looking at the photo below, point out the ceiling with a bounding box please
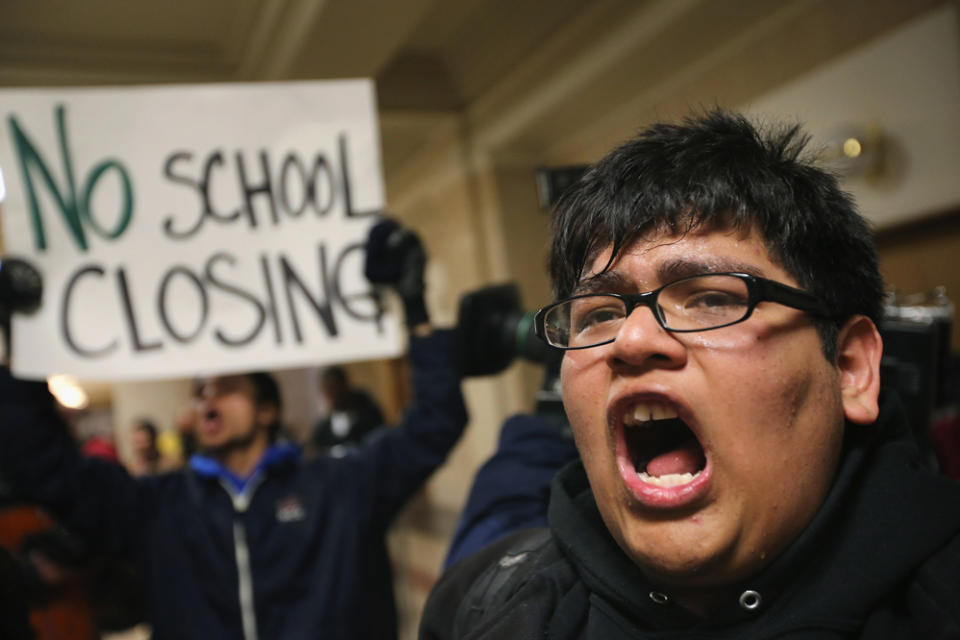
[0,0,593,171]
[0,0,587,103]
[0,0,945,181]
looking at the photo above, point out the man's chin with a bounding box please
[198,431,260,458]
[198,441,238,457]
[197,442,223,455]
[620,531,747,591]
[633,548,772,601]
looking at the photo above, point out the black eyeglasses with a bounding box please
[534,272,830,350]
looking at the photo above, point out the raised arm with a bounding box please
[361,328,467,526]
[340,218,468,525]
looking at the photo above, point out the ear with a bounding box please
[256,405,279,430]
[836,315,883,425]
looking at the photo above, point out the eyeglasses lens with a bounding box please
[545,275,752,348]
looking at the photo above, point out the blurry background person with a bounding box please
[310,365,385,456]
[0,473,109,640]
[127,420,160,476]
[79,432,119,465]
[0,220,468,640]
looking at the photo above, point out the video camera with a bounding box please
[453,283,554,377]
[880,287,955,463]
[453,283,567,430]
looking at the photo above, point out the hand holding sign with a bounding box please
[365,217,430,331]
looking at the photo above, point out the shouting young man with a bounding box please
[421,111,960,638]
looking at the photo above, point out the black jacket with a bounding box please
[421,394,960,639]
[0,331,467,640]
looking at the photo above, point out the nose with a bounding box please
[608,303,686,369]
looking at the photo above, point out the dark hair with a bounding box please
[134,419,158,441]
[133,420,160,465]
[321,366,348,385]
[247,372,282,441]
[549,110,884,361]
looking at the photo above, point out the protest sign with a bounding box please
[0,80,403,380]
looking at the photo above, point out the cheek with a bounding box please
[695,326,835,423]
[703,341,842,480]
[560,353,598,412]
[685,331,749,351]
[222,399,256,428]
[561,352,609,455]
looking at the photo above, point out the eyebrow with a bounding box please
[571,257,767,295]
[657,257,765,282]
[571,271,631,295]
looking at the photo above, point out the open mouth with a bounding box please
[200,408,221,433]
[623,402,706,488]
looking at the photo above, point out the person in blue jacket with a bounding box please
[0,220,468,640]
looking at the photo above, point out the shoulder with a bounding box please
[139,468,202,502]
[860,529,960,638]
[909,530,960,628]
[421,528,573,639]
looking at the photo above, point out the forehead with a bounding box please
[199,374,255,397]
[577,227,786,293]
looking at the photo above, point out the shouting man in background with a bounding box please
[1,220,467,640]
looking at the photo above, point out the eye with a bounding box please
[570,299,626,334]
[684,290,747,310]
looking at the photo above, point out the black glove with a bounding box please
[364,218,429,328]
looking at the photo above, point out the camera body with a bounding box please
[453,283,568,431]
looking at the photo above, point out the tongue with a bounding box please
[646,443,704,477]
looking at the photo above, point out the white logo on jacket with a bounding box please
[275,496,306,523]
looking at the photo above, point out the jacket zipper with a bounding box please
[221,473,265,640]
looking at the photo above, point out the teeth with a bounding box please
[625,402,678,426]
[638,471,699,487]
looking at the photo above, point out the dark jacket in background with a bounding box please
[443,413,578,569]
[0,331,467,640]
[422,394,960,639]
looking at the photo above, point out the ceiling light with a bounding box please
[47,374,89,410]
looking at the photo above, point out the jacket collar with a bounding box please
[189,441,301,493]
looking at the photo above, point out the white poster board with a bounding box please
[0,80,403,380]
